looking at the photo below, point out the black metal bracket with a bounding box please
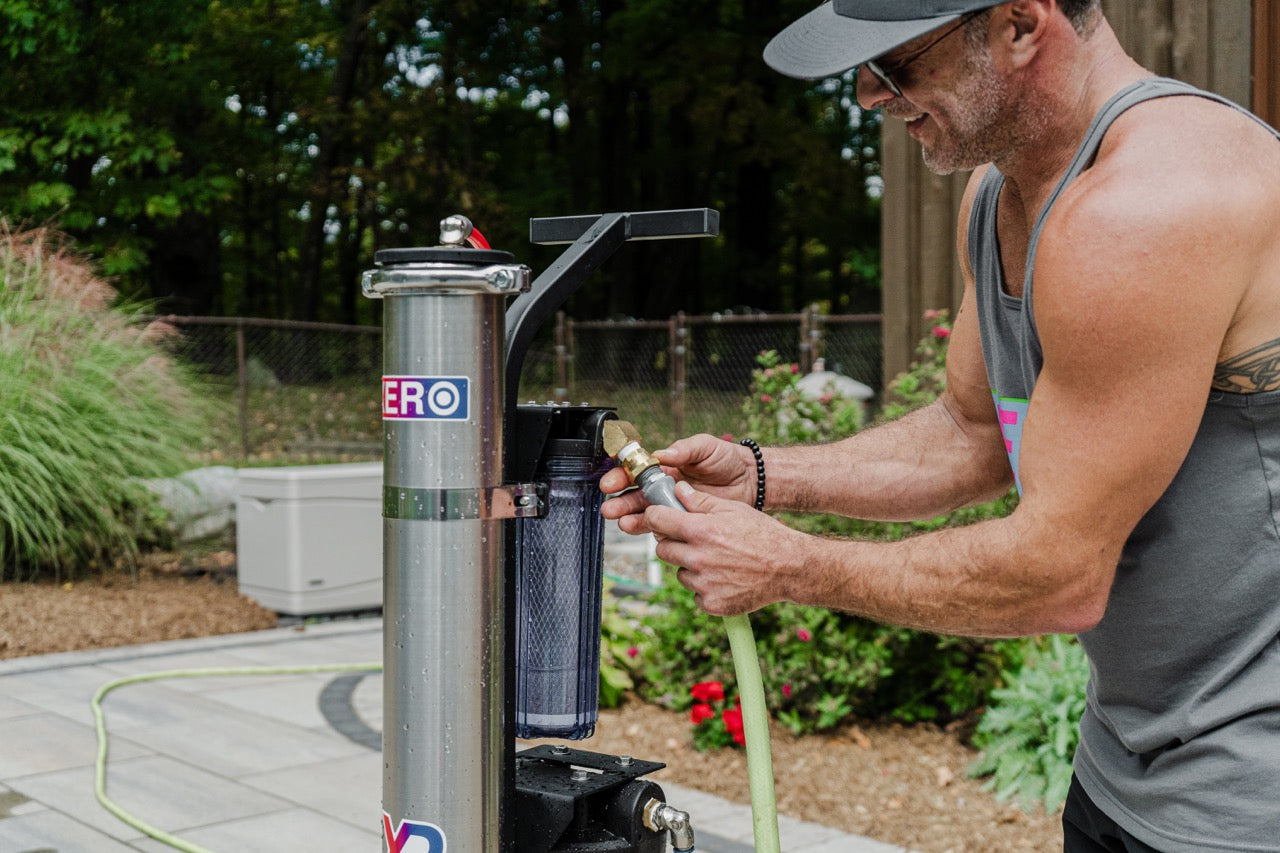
[528,208,720,246]
[503,207,720,427]
[500,208,717,852]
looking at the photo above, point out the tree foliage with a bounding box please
[0,0,882,322]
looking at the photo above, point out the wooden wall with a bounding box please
[879,0,1259,385]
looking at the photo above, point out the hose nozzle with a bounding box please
[602,420,683,512]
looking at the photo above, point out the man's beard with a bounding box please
[920,47,1024,174]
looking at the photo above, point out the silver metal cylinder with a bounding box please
[365,249,529,853]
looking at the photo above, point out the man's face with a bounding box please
[860,15,1026,174]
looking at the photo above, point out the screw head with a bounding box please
[551,744,570,755]
[571,768,590,782]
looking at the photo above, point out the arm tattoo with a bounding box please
[1213,337,1280,393]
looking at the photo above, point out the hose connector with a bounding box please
[603,421,684,512]
[603,421,660,482]
[643,798,696,852]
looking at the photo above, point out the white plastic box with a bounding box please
[235,462,383,615]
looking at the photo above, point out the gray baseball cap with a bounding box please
[764,0,1002,80]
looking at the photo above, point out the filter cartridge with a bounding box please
[515,437,612,740]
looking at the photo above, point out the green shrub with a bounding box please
[635,314,1026,736]
[878,308,953,423]
[968,634,1088,813]
[741,349,864,446]
[598,579,645,709]
[637,574,1020,732]
[0,227,211,580]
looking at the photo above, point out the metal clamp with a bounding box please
[362,264,531,298]
[383,483,547,521]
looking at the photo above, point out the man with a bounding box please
[600,2,1280,850]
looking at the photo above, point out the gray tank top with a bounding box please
[970,77,1280,851]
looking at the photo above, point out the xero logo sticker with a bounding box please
[382,376,469,421]
[383,812,447,853]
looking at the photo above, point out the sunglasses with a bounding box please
[863,11,980,99]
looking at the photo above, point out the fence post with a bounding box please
[235,319,250,458]
[555,310,569,399]
[798,307,813,373]
[669,311,688,438]
[807,303,824,370]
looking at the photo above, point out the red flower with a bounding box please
[690,703,716,725]
[626,646,639,659]
[720,433,735,442]
[932,326,952,339]
[782,683,793,698]
[722,706,745,745]
[691,681,725,703]
[790,364,799,374]
[796,628,812,642]
[760,394,773,404]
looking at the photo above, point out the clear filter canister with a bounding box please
[514,437,612,740]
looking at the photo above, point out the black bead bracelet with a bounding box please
[739,437,766,512]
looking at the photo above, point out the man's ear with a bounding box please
[1002,0,1053,67]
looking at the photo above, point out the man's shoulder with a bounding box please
[1093,94,1280,197]
[1050,94,1280,244]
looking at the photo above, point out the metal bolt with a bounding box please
[551,744,570,755]
[439,215,472,246]
[489,268,515,290]
[616,755,633,766]
[571,768,590,782]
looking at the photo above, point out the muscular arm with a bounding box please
[652,127,1250,637]
[764,289,1011,521]
[763,166,1012,521]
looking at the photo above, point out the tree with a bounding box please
[0,0,883,323]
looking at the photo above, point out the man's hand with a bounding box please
[645,481,803,616]
[600,433,755,534]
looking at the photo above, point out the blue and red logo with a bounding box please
[382,376,469,421]
[383,812,447,853]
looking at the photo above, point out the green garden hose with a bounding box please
[91,662,382,853]
[605,419,783,853]
[721,613,782,852]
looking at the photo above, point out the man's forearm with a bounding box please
[762,397,1012,521]
[783,511,1108,638]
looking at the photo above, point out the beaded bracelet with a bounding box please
[739,438,766,512]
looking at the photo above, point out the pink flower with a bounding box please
[819,393,833,404]
[796,627,812,642]
[626,646,639,659]
[691,681,725,703]
[760,394,773,404]
[763,368,775,378]
[690,703,715,725]
[790,364,799,373]
[721,433,735,442]
[923,309,943,321]
[782,684,793,698]
[932,326,951,339]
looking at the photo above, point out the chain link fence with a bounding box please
[154,309,882,460]
[534,310,883,448]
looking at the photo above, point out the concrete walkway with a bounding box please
[0,618,913,852]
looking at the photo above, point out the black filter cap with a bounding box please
[374,247,514,266]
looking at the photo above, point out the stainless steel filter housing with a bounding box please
[364,245,530,852]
